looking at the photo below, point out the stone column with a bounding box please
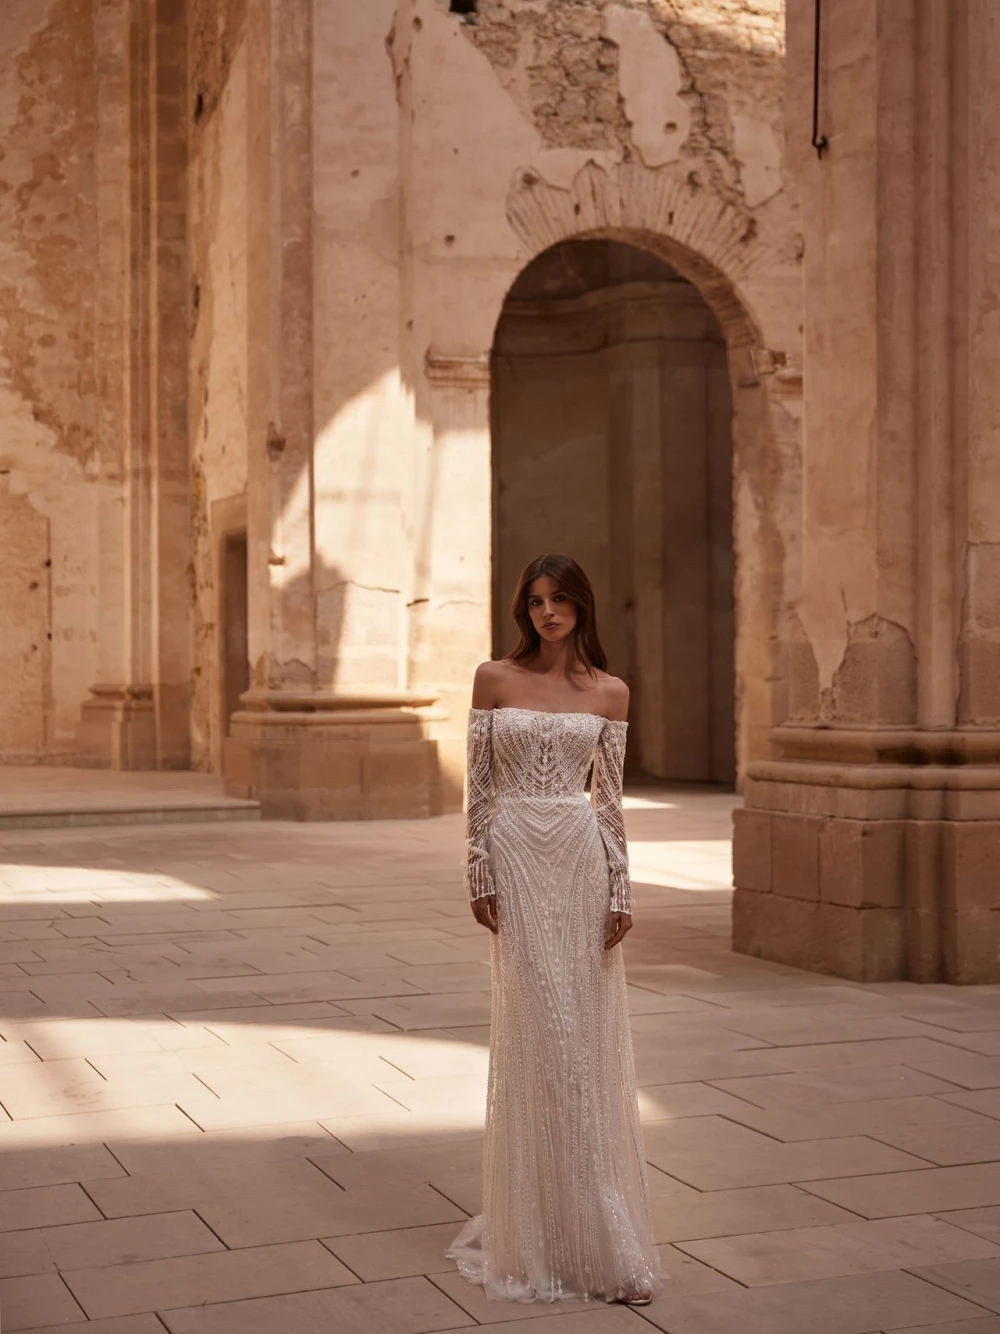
[224,0,449,819]
[76,0,191,770]
[733,0,1000,982]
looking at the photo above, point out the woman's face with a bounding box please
[526,574,578,645]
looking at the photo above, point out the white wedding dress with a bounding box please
[446,706,662,1303]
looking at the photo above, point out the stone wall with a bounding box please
[0,0,802,809]
[188,0,249,771]
[0,0,99,762]
[397,0,801,784]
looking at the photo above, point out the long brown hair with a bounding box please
[506,554,608,674]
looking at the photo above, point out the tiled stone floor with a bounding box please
[2,790,1000,1330]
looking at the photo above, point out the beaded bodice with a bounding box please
[463,705,632,914]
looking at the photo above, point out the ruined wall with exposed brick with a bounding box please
[462,0,784,210]
[0,0,99,762]
[397,0,800,777]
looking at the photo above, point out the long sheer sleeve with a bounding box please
[591,719,631,915]
[464,707,496,902]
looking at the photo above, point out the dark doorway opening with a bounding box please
[221,531,249,738]
[491,238,736,786]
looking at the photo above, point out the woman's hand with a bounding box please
[604,911,632,950]
[472,894,498,934]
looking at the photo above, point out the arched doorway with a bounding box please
[491,238,736,787]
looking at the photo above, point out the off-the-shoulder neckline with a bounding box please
[472,705,627,725]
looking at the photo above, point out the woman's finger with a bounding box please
[604,913,632,950]
[473,895,498,934]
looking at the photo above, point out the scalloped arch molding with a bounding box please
[506,160,789,349]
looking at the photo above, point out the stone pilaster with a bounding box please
[223,0,453,819]
[77,0,191,770]
[733,0,1000,982]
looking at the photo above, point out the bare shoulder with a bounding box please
[599,674,630,723]
[471,659,508,709]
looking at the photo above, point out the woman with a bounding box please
[446,553,662,1306]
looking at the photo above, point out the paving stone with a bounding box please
[319,1108,488,1151]
[656,1245,742,1293]
[868,1120,1000,1166]
[939,1206,1000,1245]
[26,1319,165,1334]
[311,1138,485,1191]
[721,1095,996,1142]
[339,992,493,1030]
[0,1056,208,1119]
[891,1322,1000,1334]
[0,1272,84,1330]
[923,1032,1000,1058]
[804,1163,1000,1218]
[908,1010,1000,1033]
[87,1160,466,1247]
[0,1142,124,1192]
[374,1075,486,1114]
[709,1065,962,1108]
[650,1182,860,1243]
[716,1012,941,1046]
[41,1211,224,1270]
[106,1124,345,1177]
[679,1215,1000,1285]
[642,1115,927,1190]
[638,1081,768,1121]
[158,1274,475,1333]
[322,1221,464,1279]
[943,1089,1000,1122]
[633,1050,792,1085]
[910,1258,1000,1314]
[902,1054,1000,1089]
[0,1183,101,1233]
[0,1104,200,1147]
[0,1230,57,1278]
[632,1270,987,1334]
[63,1240,356,1318]
[174,1082,402,1130]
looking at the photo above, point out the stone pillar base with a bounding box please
[732,728,1000,984]
[75,686,158,770]
[223,690,464,821]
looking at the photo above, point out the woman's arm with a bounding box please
[592,679,632,948]
[464,706,496,903]
[466,662,500,931]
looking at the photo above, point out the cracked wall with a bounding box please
[402,0,799,771]
[460,0,785,207]
[0,0,99,761]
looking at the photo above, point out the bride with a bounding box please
[446,553,662,1306]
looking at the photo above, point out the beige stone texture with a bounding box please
[734,1,1000,982]
[10,795,1000,1325]
[4,0,999,987]
[0,0,802,825]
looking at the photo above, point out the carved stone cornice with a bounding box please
[423,352,490,388]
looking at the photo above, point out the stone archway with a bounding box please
[491,238,736,785]
[487,162,799,789]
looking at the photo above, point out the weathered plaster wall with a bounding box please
[398,0,800,777]
[188,0,248,769]
[0,0,99,762]
[312,0,408,693]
